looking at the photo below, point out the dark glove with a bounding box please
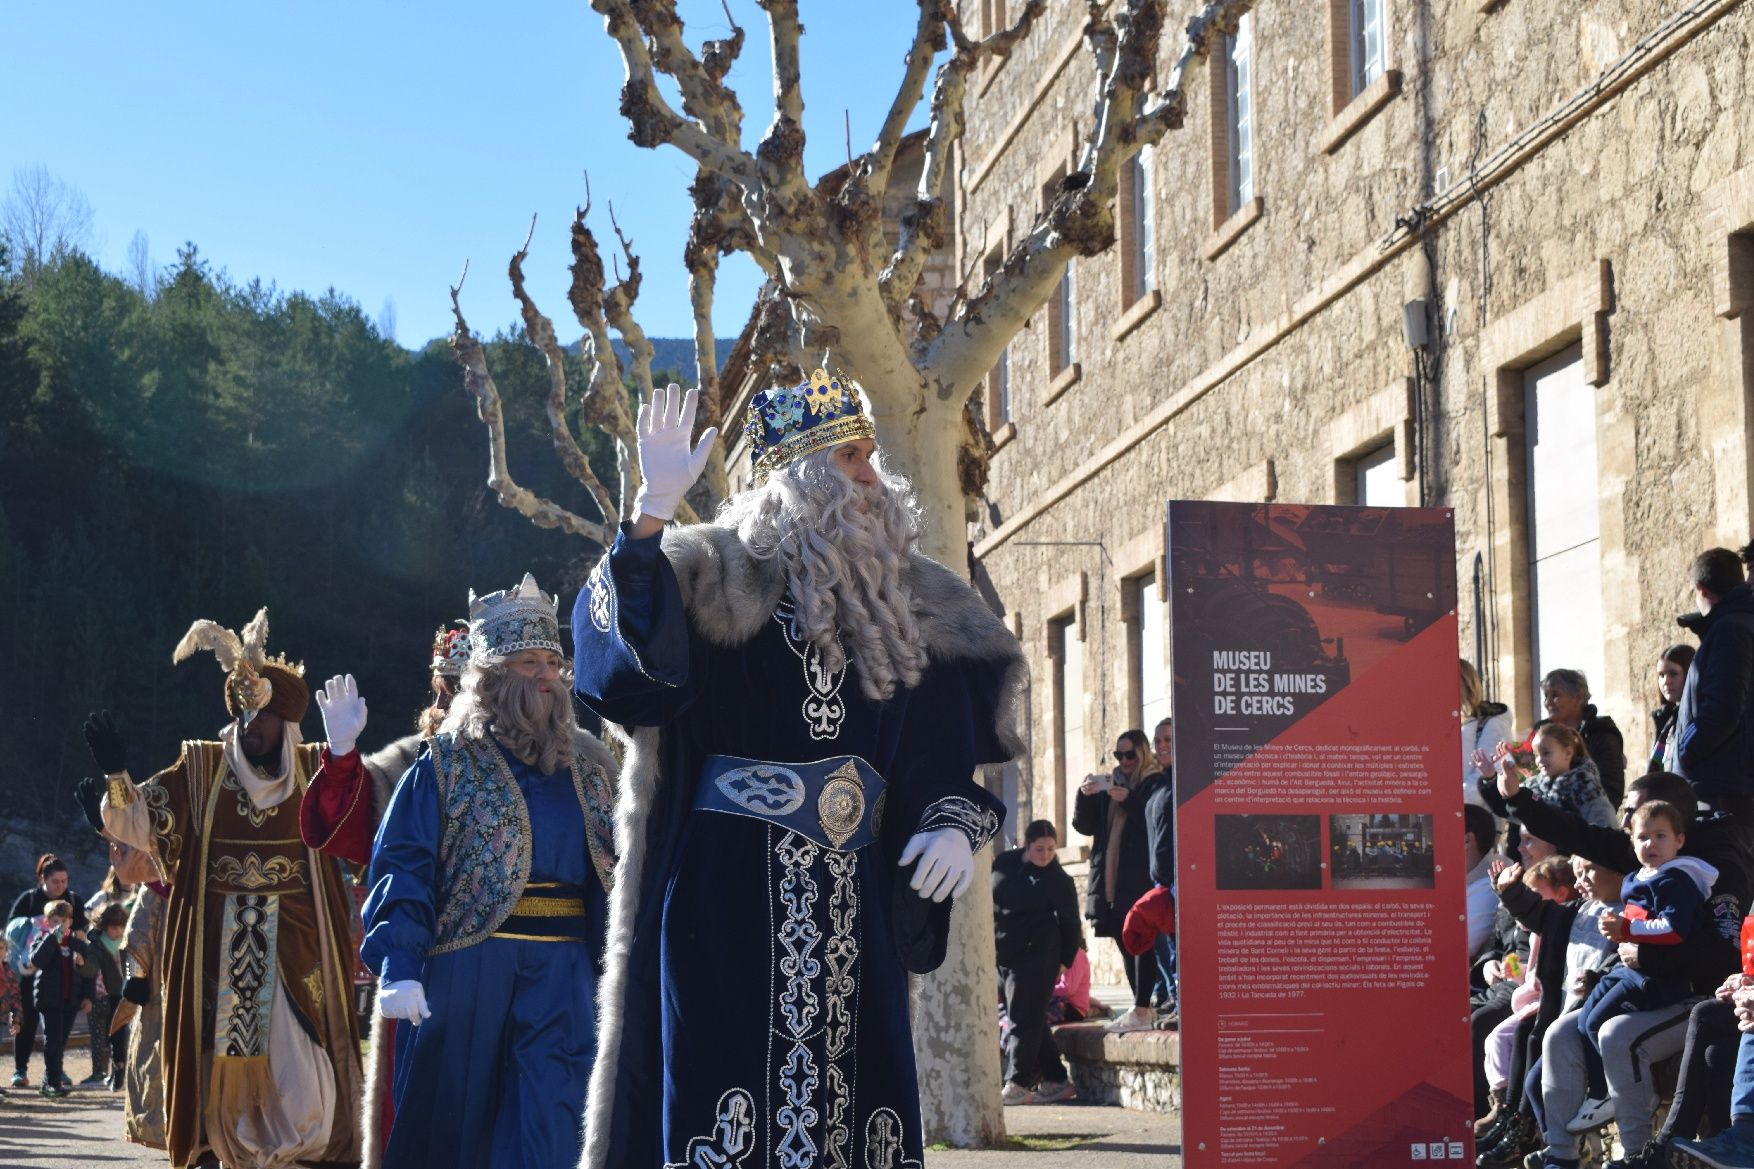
[121,976,150,1007]
[73,776,107,835]
[83,710,128,775]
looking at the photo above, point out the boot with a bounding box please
[1477,1087,1508,1138]
[1477,1112,1539,1168]
[1476,1103,1519,1152]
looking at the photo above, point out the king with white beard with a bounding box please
[347,575,618,1169]
[574,375,1025,1169]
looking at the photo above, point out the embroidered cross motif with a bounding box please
[775,602,847,741]
[586,557,612,634]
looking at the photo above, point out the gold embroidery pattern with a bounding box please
[509,895,587,917]
[144,780,182,871]
[211,853,307,890]
[303,968,324,1014]
[222,770,278,828]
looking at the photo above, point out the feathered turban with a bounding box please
[172,608,309,724]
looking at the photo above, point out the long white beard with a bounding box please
[720,451,929,702]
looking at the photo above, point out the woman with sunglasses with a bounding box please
[1074,729,1169,1034]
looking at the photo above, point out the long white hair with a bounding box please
[441,658,574,774]
[717,448,929,702]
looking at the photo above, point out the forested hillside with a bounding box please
[0,243,656,826]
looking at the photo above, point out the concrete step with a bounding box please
[1052,986,1179,1114]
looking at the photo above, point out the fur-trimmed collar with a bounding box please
[660,522,1027,754]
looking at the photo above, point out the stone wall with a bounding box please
[959,0,1754,843]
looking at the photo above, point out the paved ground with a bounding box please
[932,1103,1181,1167]
[0,1046,157,1169]
[0,1045,1179,1167]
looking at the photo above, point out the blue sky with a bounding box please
[2,2,940,347]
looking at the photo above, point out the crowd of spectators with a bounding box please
[991,718,1178,1105]
[5,851,143,1101]
[1466,545,1754,1169]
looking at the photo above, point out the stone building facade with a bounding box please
[957,0,1754,868]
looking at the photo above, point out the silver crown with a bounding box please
[467,573,562,663]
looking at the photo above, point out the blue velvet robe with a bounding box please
[362,746,608,1169]
[574,524,1009,1169]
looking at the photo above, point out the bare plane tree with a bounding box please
[453,0,1253,1145]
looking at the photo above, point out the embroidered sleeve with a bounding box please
[571,524,699,727]
[103,750,194,882]
[916,795,1002,854]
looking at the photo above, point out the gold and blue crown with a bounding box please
[744,368,875,484]
[467,574,562,663]
[430,621,471,677]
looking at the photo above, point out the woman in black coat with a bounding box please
[1073,728,1167,1034]
[7,854,81,1090]
[992,820,1082,1103]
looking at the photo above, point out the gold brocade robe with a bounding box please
[108,741,363,1169]
[122,885,168,1149]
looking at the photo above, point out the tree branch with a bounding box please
[637,0,746,144]
[449,264,613,545]
[754,0,811,206]
[927,0,1242,393]
[879,0,1046,314]
[592,0,762,187]
[866,1,946,196]
[1132,0,1252,144]
[506,216,618,527]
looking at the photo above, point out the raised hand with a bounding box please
[633,382,718,522]
[1496,753,1523,800]
[73,777,107,834]
[83,710,129,775]
[315,674,368,757]
[900,828,975,903]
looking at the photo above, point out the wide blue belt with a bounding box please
[694,754,887,853]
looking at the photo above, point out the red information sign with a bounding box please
[1170,501,1472,1168]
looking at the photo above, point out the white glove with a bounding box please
[377,979,431,1024]
[315,674,369,758]
[899,827,975,903]
[633,382,718,521]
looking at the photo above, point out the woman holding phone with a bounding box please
[1073,729,1168,1034]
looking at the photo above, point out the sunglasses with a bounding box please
[1114,750,1137,761]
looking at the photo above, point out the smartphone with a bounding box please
[1084,772,1112,792]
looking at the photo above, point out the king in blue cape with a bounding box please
[573,376,1025,1169]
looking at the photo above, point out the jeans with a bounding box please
[1153,934,1176,1007]
[1733,1031,1754,1121]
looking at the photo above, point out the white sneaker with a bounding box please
[1001,1082,1038,1106]
[1034,1080,1077,1104]
[1106,1008,1156,1035]
[1566,1094,1616,1133]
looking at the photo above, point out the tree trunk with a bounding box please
[893,399,1009,1146]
